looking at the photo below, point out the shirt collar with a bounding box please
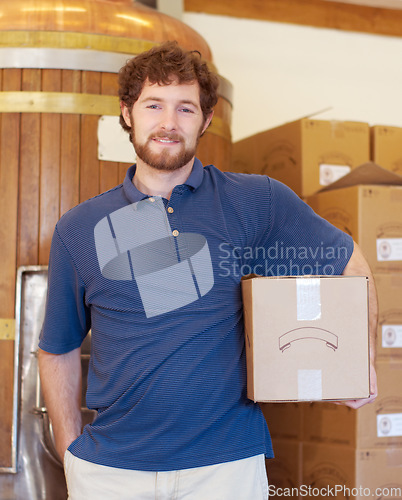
[122,158,204,204]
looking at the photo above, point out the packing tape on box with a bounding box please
[298,369,323,400]
[296,278,321,321]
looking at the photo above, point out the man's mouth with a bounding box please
[152,134,182,144]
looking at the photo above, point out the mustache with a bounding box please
[151,132,183,142]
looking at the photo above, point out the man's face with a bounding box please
[121,79,212,172]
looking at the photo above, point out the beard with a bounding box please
[132,129,202,172]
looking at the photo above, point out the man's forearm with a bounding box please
[38,347,83,461]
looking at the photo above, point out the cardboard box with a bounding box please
[266,439,302,493]
[307,165,402,274]
[375,273,402,359]
[260,402,306,441]
[371,125,402,176]
[303,361,402,449]
[232,118,370,198]
[242,275,370,402]
[303,443,402,499]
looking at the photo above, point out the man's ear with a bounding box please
[120,102,132,128]
[201,111,214,135]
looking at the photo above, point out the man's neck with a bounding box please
[133,159,194,200]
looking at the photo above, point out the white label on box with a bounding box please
[319,164,351,186]
[296,279,321,321]
[382,325,402,348]
[377,238,402,261]
[298,369,322,400]
[377,413,402,437]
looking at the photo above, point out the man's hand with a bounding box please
[337,361,378,409]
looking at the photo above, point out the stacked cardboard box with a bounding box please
[371,125,402,176]
[304,166,402,496]
[264,166,402,497]
[232,118,370,198]
[261,365,402,497]
[306,168,402,275]
[233,121,402,495]
[232,121,402,197]
[299,364,402,496]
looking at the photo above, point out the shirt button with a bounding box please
[149,197,155,202]
[167,207,174,214]
[172,229,179,237]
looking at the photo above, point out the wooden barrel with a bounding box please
[0,0,232,471]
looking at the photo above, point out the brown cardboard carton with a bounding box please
[260,402,305,441]
[375,273,402,359]
[265,439,302,493]
[232,118,370,198]
[307,183,402,274]
[303,443,402,499]
[371,125,402,176]
[241,275,370,402]
[317,162,402,193]
[303,361,402,449]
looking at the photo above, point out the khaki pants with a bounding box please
[64,451,268,500]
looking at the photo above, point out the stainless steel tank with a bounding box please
[0,266,93,500]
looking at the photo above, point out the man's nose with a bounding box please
[160,108,177,131]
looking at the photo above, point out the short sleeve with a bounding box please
[250,178,354,276]
[39,227,90,354]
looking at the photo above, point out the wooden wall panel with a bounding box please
[0,69,21,316]
[39,69,61,264]
[197,97,232,171]
[18,69,41,267]
[80,71,101,203]
[60,70,81,217]
[100,72,120,193]
[100,161,119,193]
[0,68,21,469]
[184,0,402,38]
[119,162,130,184]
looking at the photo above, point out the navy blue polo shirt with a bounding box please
[39,158,353,471]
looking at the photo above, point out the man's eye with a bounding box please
[180,108,193,113]
[147,104,159,109]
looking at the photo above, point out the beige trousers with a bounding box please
[64,451,268,500]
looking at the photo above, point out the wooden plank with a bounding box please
[39,69,61,265]
[184,0,402,38]
[0,68,21,469]
[100,161,119,193]
[101,72,118,97]
[119,162,130,184]
[80,71,101,202]
[99,72,132,187]
[18,69,41,267]
[100,72,119,193]
[0,69,21,317]
[60,70,81,216]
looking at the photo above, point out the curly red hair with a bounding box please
[118,41,219,134]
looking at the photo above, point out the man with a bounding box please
[38,41,377,499]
